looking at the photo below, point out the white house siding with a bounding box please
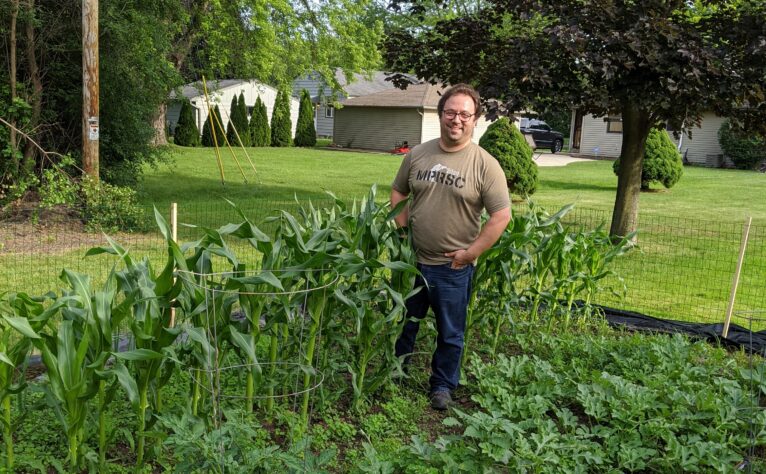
[577,112,725,166]
[333,107,422,151]
[669,112,725,166]
[168,80,299,139]
[579,115,625,158]
[421,111,441,143]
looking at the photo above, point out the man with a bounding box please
[391,83,511,410]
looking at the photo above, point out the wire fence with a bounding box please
[1,198,763,329]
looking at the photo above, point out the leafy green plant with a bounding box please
[478,116,538,196]
[87,209,184,466]
[0,292,70,471]
[202,105,225,148]
[79,177,147,232]
[613,127,683,189]
[718,119,766,170]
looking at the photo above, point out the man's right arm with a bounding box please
[390,189,409,228]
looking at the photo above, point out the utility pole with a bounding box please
[82,0,99,179]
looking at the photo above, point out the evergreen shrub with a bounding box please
[202,105,224,147]
[270,89,292,147]
[249,97,270,147]
[613,127,683,189]
[226,95,240,145]
[478,117,538,196]
[173,100,201,147]
[294,89,317,147]
[236,93,251,146]
[718,120,766,170]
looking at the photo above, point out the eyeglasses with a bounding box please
[442,110,475,121]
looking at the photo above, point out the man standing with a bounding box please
[391,83,511,410]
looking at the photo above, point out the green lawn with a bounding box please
[3,145,765,325]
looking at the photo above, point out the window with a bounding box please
[324,106,334,119]
[605,116,623,133]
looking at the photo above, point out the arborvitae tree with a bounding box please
[236,92,251,146]
[478,117,537,196]
[270,89,292,147]
[226,95,240,145]
[173,99,200,147]
[614,128,683,190]
[294,89,317,147]
[249,97,270,146]
[201,105,224,147]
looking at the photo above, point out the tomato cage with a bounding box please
[175,268,338,432]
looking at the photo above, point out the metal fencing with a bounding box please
[1,198,763,328]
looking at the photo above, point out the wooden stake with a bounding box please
[169,202,178,328]
[722,216,752,338]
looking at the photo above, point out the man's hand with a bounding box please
[445,249,476,269]
[446,207,511,269]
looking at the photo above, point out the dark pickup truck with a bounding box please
[520,120,565,153]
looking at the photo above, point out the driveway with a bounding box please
[533,152,595,167]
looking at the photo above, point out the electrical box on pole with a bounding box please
[82,0,99,179]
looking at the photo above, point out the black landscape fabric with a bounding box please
[599,305,766,355]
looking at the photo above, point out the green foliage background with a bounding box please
[718,120,766,170]
[479,117,538,196]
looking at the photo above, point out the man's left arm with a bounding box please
[445,207,511,268]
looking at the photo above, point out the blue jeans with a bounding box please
[395,262,475,393]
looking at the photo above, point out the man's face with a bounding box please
[439,93,478,149]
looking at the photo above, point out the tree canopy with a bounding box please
[385,0,766,235]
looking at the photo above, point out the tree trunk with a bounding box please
[23,0,42,173]
[610,101,652,238]
[150,103,168,146]
[9,0,20,168]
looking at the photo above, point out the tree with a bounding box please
[173,99,200,147]
[201,105,224,147]
[249,97,270,147]
[153,0,385,144]
[270,89,292,147]
[294,89,317,147]
[385,0,766,236]
[718,120,766,170]
[225,95,240,145]
[613,128,682,190]
[478,117,537,196]
[237,92,251,146]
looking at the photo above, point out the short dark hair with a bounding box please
[437,83,482,120]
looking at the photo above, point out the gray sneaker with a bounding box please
[429,390,452,411]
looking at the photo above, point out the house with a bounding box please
[569,111,727,166]
[167,79,300,138]
[292,70,415,137]
[332,83,495,151]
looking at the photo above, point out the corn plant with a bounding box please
[55,268,134,469]
[31,316,96,471]
[89,209,185,467]
[0,292,69,471]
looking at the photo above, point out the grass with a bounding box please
[3,145,765,325]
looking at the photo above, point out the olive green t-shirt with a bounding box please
[391,139,510,265]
